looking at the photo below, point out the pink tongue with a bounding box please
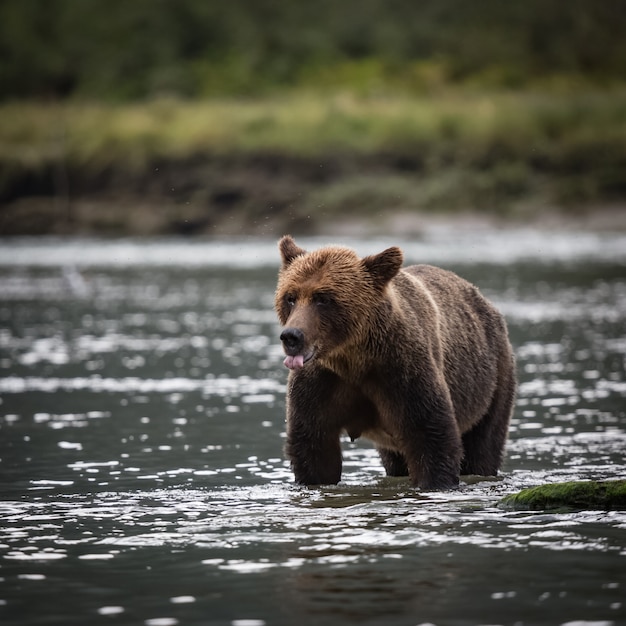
[283,354,305,370]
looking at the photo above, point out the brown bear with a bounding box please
[275,235,516,491]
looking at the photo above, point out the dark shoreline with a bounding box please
[3,152,625,238]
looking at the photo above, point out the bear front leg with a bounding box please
[284,367,343,486]
[460,355,516,477]
[285,422,342,486]
[399,384,463,491]
[406,428,462,491]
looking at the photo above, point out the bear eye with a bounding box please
[313,292,332,306]
[286,294,296,307]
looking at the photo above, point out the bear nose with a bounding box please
[280,328,305,355]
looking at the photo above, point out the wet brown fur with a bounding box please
[275,235,516,490]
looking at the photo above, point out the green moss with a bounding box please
[500,480,626,511]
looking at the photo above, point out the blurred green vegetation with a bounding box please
[1,0,624,100]
[2,90,625,234]
[1,0,625,233]
[4,91,626,176]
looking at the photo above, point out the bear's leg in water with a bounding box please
[284,367,343,485]
[399,383,463,490]
[377,448,409,476]
[460,358,516,476]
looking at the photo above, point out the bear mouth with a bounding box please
[283,349,315,371]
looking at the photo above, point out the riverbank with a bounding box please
[2,90,625,236]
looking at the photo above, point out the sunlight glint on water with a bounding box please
[0,231,625,626]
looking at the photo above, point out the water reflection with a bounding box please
[0,232,625,626]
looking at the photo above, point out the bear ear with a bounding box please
[362,246,403,288]
[278,235,307,268]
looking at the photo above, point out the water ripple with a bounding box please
[0,375,285,396]
[1,235,625,626]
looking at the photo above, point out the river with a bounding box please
[0,229,625,626]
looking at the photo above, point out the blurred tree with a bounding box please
[0,0,623,100]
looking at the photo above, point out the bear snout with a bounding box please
[280,327,314,370]
[280,327,305,355]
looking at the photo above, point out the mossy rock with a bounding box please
[499,480,626,511]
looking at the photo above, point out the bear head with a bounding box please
[275,235,403,370]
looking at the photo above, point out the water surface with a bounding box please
[1,230,625,626]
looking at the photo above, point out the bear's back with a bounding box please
[401,264,502,331]
[398,263,512,428]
